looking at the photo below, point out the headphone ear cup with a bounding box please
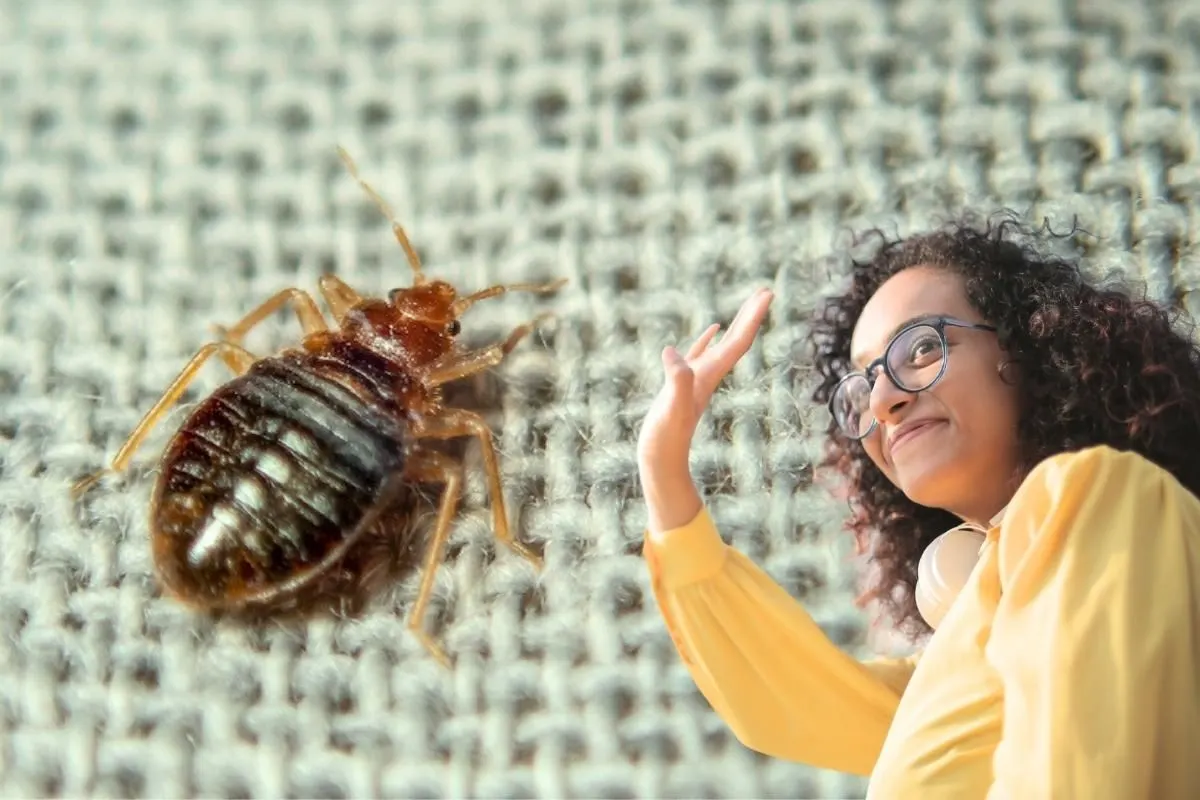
[915,526,986,629]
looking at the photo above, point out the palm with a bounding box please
[638,288,773,465]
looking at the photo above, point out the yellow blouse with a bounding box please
[644,445,1200,797]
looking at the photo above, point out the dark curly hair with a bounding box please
[806,210,1200,638]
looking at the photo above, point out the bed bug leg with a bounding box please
[401,448,464,668]
[209,287,331,365]
[495,311,557,355]
[71,340,259,500]
[413,409,542,570]
[424,312,558,387]
[317,274,365,320]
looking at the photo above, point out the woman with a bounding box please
[637,214,1200,797]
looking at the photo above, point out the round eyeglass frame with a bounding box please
[828,316,998,440]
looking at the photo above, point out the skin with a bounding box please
[637,287,774,535]
[849,265,1023,526]
[637,265,1023,540]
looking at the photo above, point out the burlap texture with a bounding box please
[3,0,1200,796]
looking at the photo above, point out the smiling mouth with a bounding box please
[890,420,944,454]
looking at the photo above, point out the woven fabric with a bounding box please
[3,0,1200,796]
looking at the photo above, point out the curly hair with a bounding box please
[806,210,1200,638]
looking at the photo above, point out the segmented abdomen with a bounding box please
[151,350,411,605]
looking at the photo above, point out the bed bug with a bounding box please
[72,147,565,667]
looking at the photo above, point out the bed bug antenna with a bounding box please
[337,145,426,285]
[451,277,569,317]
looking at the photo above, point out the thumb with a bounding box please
[638,346,698,466]
[662,345,695,401]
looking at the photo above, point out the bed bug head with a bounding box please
[337,144,567,362]
[384,276,567,336]
[377,275,565,370]
[387,281,462,337]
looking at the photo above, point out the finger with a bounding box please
[662,345,693,390]
[724,287,762,331]
[717,286,769,335]
[648,346,692,413]
[694,288,773,395]
[702,288,773,366]
[644,346,703,451]
[685,323,721,360]
[726,287,773,340]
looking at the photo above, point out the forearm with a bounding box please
[639,455,703,535]
[645,507,906,775]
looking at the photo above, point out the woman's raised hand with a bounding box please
[637,287,774,533]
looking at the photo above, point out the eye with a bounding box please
[905,333,942,365]
[446,320,461,335]
[910,338,936,356]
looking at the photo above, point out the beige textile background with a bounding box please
[3,0,1200,797]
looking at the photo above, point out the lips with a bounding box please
[888,419,944,455]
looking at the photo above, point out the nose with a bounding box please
[867,370,913,427]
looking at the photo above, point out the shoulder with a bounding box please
[997,445,1199,583]
[1017,444,1186,503]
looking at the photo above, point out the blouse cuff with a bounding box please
[644,505,729,590]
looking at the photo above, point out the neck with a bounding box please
[954,490,1016,530]
[978,505,1008,528]
[953,464,1027,529]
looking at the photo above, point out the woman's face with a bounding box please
[847,265,1023,525]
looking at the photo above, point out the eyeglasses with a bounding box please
[829,316,997,440]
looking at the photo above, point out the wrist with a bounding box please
[638,460,703,534]
[645,484,702,535]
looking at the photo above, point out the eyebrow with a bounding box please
[850,313,944,368]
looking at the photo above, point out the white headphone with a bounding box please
[913,507,1006,629]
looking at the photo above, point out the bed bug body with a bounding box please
[152,313,424,607]
[74,149,563,667]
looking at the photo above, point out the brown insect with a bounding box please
[72,147,565,667]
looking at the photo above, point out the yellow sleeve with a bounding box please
[985,445,1200,799]
[644,505,914,777]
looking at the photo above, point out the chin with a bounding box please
[890,448,966,510]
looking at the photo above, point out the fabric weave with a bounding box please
[3,0,1199,796]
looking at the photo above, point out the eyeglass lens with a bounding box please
[832,323,946,438]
